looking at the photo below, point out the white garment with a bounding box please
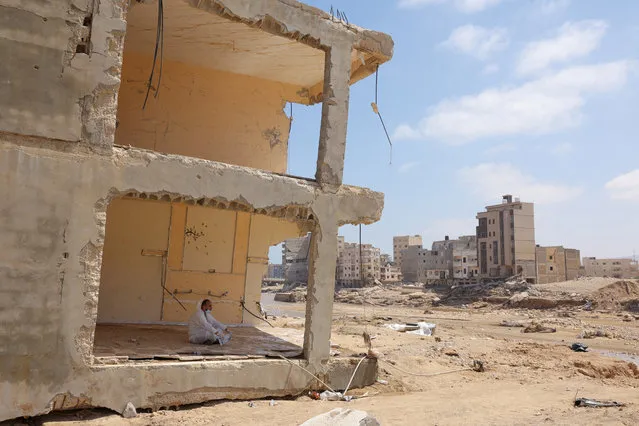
[188,300,231,345]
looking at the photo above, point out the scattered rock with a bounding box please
[122,402,137,419]
[500,320,524,328]
[522,322,556,333]
[509,292,530,304]
[300,408,380,426]
[444,348,459,357]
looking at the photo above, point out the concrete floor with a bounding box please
[93,324,304,360]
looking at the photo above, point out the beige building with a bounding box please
[380,263,402,283]
[536,246,581,284]
[402,236,478,284]
[452,236,479,280]
[0,0,393,421]
[393,235,423,268]
[582,257,639,279]
[476,195,536,282]
[336,240,381,287]
[401,244,449,284]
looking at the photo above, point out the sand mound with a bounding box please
[590,280,639,311]
[573,360,639,380]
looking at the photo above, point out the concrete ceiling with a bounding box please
[124,1,326,88]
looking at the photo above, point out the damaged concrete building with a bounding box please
[476,195,536,282]
[0,0,393,421]
[336,238,382,287]
[282,233,312,284]
[535,246,581,284]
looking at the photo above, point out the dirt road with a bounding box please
[28,287,639,425]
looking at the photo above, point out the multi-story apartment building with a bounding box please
[582,257,639,279]
[266,264,285,279]
[0,0,393,418]
[380,263,402,283]
[476,195,536,282]
[282,234,312,284]
[536,246,581,284]
[452,236,479,279]
[336,240,381,287]
[401,243,449,283]
[393,235,423,269]
[402,235,478,283]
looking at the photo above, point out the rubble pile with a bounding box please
[441,277,537,304]
[590,280,639,312]
[334,285,438,307]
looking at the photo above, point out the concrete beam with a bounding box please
[315,44,352,185]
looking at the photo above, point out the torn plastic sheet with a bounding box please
[385,322,436,336]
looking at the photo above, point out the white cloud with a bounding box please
[517,20,608,76]
[605,170,639,201]
[483,63,500,74]
[458,163,583,204]
[539,0,571,15]
[442,25,509,60]
[398,0,503,13]
[551,142,574,155]
[398,161,421,173]
[484,142,516,156]
[392,61,633,144]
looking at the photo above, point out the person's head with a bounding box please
[201,299,212,312]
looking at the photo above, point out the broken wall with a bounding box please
[115,52,294,173]
[0,0,126,146]
[98,198,307,324]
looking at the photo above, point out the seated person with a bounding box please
[188,299,231,345]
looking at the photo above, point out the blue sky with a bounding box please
[278,0,639,262]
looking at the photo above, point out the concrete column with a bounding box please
[315,43,353,185]
[303,219,339,367]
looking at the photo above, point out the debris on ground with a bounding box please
[385,322,436,336]
[571,343,589,352]
[443,348,459,357]
[334,285,439,307]
[300,408,380,426]
[121,402,137,419]
[500,320,524,327]
[579,329,611,339]
[522,322,556,333]
[247,402,255,408]
[574,398,626,408]
[472,360,485,372]
[319,391,352,402]
[590,280,639,311]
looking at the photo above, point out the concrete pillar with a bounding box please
[303,220,339,367]
[315,43,353,185]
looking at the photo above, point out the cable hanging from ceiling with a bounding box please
[142,0,164,109]
[371,65,393,165]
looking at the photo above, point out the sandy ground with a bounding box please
[12,280,639,426]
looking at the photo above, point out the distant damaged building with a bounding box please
[0,0,393,420]
[282,233,311,284]
[336,237,381,287]
[582,257,639,279]
[476,195,536,282]
[536,246,581,284]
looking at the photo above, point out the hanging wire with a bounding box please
[371,65,393,164]
[154,0,164,99]
[287,102,293,174]
[142,0,164,109]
